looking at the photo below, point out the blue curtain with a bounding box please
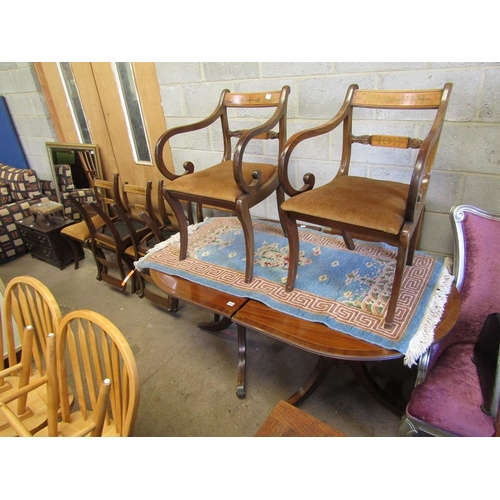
[0,95,30,169]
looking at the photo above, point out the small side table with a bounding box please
[16,215,84,270]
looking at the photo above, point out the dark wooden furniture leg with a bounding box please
[348,361,405,415]
[197,314,233,332]
[286,356,335,406]
[236,325,246,398]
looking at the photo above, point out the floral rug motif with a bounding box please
[136,217,454,366]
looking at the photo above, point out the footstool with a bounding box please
[30,200,65,225]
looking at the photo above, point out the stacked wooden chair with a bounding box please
[118,180,180,311]
[34,309,140,437]
[1,275,140,437]
[0,276,62,436]
[0,331,112,437]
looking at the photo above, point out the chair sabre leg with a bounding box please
[282,215,299,292]
[385,234,410,326]
[286,356,335,406]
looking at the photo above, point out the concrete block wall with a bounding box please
[0,62,56,180]
[155,62,500,257]
[0,62,499,258]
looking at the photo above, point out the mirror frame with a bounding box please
[45,142,103,204]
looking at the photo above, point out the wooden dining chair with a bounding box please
[89,199,137,293]
[0,276,62,436]
[115,182,179,312]
[93,175,118,219]
[278,83,453,326]
[399,205,500,437]
[113,176,153,236]
[1,332,111,437]
[155,86,290,283]
[60,196,105,269]
[37,309,140,437]
[77,150,99,188]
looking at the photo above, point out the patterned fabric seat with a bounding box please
[0,163,96,264]
[39,164,95,221]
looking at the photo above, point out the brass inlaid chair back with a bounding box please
[155,86,290,283]
[56,309,140,437]
[279,83,452,327]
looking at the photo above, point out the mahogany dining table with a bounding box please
[150,269,460,414]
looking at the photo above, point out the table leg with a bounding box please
[286,356,335,406]
[348,361,405,416]
[236,325,246,399]
[197,314,233,332]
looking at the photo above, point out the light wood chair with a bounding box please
[0,276,62,436]
[38,309,140,437]
[1,332,111,437]
[279,83,453,326]
[155,86,290,283]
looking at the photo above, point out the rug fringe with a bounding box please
[134,220,206,269]
[403,257,455,367]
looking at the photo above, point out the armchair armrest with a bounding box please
[405,82,453,223]
[155,90,229,180]
[233,86,290,195]
[278,84,357,197]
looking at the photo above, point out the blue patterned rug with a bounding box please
[136,217,454,366]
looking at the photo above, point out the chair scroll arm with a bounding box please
[405,83,452,222]
[232,86,290,195]
[155,90,229,180]
[278,93,354,197]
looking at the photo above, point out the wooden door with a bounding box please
[34,62,173,186]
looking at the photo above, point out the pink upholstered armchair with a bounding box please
[398,204,500,437]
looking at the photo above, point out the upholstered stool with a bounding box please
[254,400,346,437]
[30,200,65,225]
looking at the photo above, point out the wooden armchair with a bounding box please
[155,86,290,283]
[278,83,452,326]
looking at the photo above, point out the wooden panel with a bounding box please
[90,63,170,188]
[34,63,80,143]
[352,89,444,109]
[133,62,174,173]
[70,63,118,179]
[225,90,283,107]
[371,135,410,148]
